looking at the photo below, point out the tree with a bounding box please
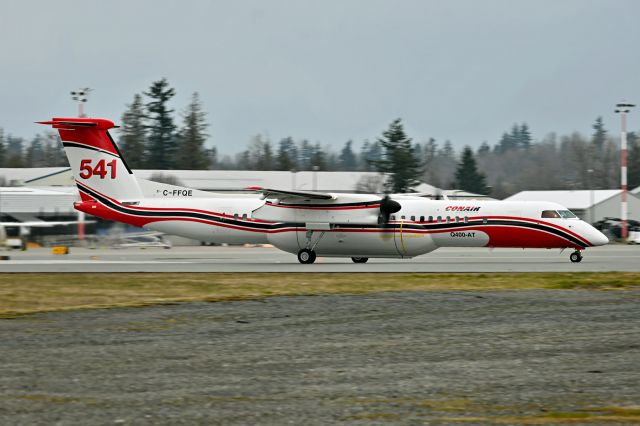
[519,123,532,149]
[339,140,357,170]
[0,128,6,167]
[478,141,491,156]
[119,93,147,169]
[144,78,177,169]
[276,137,298,171]
[310,142,327,170]
[628,132,640,189]
[43,132,68,166]
[5,135,24,167]
[359,140,382,171]
[373,118,421,193]
[455,146,489,194]
[592,116,607,153]
[175,92,210,170]
[25,135,46,167]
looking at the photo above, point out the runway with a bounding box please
[1,244,638,272]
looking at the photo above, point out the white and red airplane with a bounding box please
[38,117,608,264]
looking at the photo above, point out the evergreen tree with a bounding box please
[441,140,454,158]
[5,135,24,167]
[519,123,532,149]
[455,146,489,194]
[25,135,46,167]
[310,142,326,170]
[276,137,298,171]
[258,141,274,170]
[359,140,382,171]
[298,139,314,170]
[0,128,6,167]
[628,132,640,189]
[119,93,147,169]
[43,132,68,166]
[423,138,438,163]
[373,118,421,193]
[339,140,357,170]
[478,141,491,156]
[591,116,607,152]
[144,78,177,169]
[175,92,210,169]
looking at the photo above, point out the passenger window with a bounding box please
[401,215,406,220]
[391,215,396,221]
[420,216,425,222]
[541,210,561,218]
[242,213,247,220]
[464,216,469,224]
[437,215,442,222]
[234,213,239,220]
[482,217,488,224]
[410,215,415,221]
[428,216,433,222]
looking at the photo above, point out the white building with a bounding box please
[505,189,640,224]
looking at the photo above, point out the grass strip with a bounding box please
[0,272,638,318]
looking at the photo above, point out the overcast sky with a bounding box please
[1,0,639,155]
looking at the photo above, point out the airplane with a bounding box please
[37,117,609,264]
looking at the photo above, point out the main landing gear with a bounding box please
[569,250,583,263]
[297,248,317,264]
[351,257,369,263]
[296,230,326,264]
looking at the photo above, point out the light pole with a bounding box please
[70,88,91,117]
[70,88,91,242]
[615,101,635,240]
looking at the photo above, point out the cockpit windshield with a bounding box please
[558,210,577,219]
[541,210,577,219]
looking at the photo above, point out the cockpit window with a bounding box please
[541,210,561,218]
[558,210,577,219]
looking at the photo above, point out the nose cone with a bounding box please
[590,229,609,246]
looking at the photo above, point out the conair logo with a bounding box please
[445,206,481,212]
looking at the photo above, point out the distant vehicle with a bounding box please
[40,117,609,264]
[104,230,172,249]
[0,220,92,250]
[593,217,640,241]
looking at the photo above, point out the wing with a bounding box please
[245,186,335,200]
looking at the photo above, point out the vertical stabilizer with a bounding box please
[38,118,142,202]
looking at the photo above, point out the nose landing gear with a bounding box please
[569,250,583,263]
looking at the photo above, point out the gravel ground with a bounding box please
[1,290,639,425]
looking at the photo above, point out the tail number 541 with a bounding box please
[79,159,117,179]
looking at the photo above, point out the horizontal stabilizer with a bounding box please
[36,118,117,130]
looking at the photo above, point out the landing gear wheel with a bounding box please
[297,249,317,264]
[351,257,369,263]
[569,251,583,263]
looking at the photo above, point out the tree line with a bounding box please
[0,77,639,198]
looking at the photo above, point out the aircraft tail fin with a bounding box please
[37,118,143,202]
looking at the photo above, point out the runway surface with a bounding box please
[0,244,638,272]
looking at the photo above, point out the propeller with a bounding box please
[378,195,401,225]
